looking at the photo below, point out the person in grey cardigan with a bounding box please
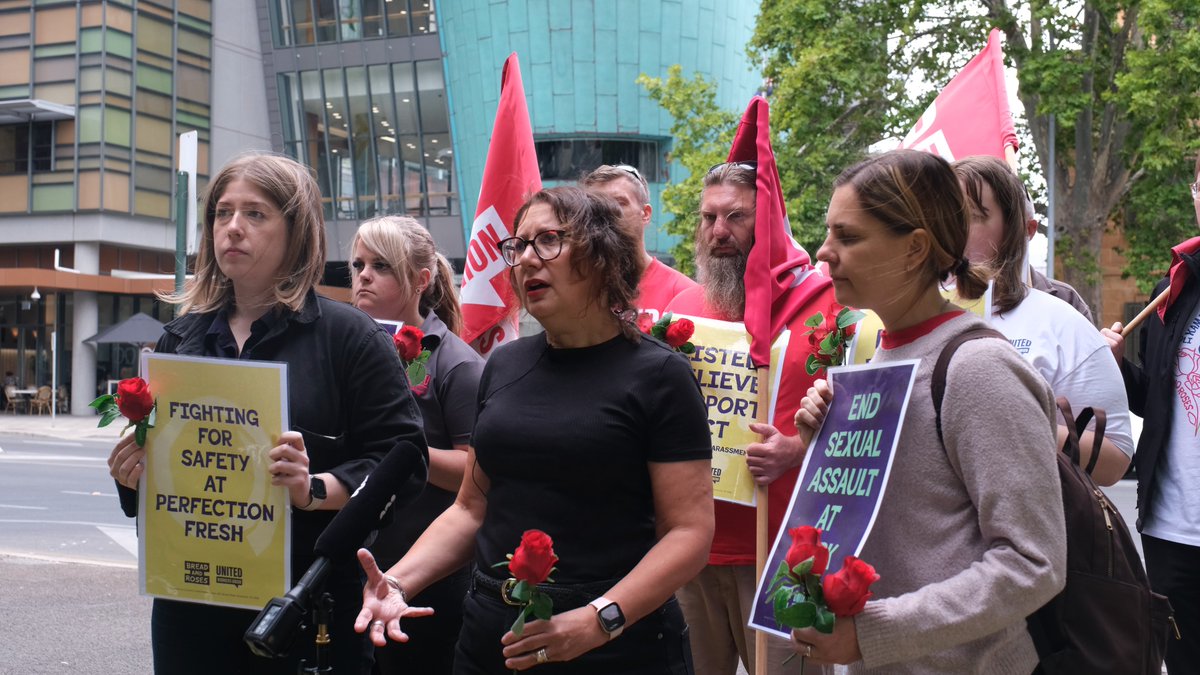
[791,150,1066,673]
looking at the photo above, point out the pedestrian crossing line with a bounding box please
[0,503,48,510]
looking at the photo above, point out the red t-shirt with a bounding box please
[666,284,838,565]
[636,258,697,325]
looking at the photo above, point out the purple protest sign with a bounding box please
[749,359,919,638]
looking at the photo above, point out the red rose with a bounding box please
[508,529,558,585]
[784,526,830,577]
[822,556,880,617]
[115,378,154,422]
[664,318,695,348]
[394,326,424,362]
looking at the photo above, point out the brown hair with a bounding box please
[952,155,1029,313]
[511,186,643,341]
[834,150,990,300]
[581,164,650,206]
[163,153,326,314]
[351,215,463,335]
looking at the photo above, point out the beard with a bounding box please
[696,246,747,321]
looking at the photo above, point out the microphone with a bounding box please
[244,439,428,658]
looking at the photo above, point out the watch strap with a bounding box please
[588,596,625,639]
[298,476,326,511]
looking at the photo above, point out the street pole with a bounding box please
[175,170,187,304]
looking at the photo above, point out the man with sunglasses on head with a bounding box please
[665,161,833,675]
[582,164,697,327]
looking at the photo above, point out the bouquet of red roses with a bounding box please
[89,377,157,446]
[493,529,559,636]
[769,526,879,634]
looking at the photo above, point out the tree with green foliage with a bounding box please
[637,66,738,277]
[645,0,1200,320]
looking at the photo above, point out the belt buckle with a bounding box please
[500,578,524,606]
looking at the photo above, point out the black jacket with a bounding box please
[117,290,428,573]
[1121,252,1200,530]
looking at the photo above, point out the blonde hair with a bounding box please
[163,153,326,315]
[351,215,463,335]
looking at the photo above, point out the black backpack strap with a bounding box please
[932,327,1008,445]
[1070,405,1107,475]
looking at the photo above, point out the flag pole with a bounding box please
[1121,288,1170,336]
[754,370,770,675]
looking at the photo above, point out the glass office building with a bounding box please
[0,0,764,412]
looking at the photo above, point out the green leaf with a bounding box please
[531,592,553,620]
[805,573,822,603]
[815,607,836,634]
[819,331,839,353]
[804,312,824,328]
[679,342,695,354]
[491,560,510,569]
[511,609,527,637]
[510,580,530,603]
[791,557,813,578]
[837,309,866,329]
[406,362,428,387]
[88,394,114,410]
[99,410,121,428]
[805,354,823,377]
[652,325,666,340]
[776,599,818,629]
[771,559,791,586]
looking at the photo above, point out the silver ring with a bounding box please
[536,648,549,664]
[805,643,813,658]
[372,620,385,630]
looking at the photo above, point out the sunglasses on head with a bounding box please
[706,161,758,175]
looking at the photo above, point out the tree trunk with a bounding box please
[1054,204,1106,320]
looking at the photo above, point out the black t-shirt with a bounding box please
[472,333,711,584]
[371,313,484,567]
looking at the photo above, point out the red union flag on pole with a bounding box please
[899,28,1017,162]
[729,96,830,369]
[460,53,541,356]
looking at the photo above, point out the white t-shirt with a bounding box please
[1143,301,1200,545]
[988,289,1135,460]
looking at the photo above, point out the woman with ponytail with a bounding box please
[788,150,1066,673]
[350,215,484,674]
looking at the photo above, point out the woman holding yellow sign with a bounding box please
[354,186,714,674]
[106,153,428,674]
[349,215,484,674]
[790,150,1065,672]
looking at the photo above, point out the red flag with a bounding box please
[729,96,831,368]
[1159,236,1200,322]
[460,54,541,356]
[899,29,1017,162]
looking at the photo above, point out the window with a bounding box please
[0,121,55,174]
[535,139,663,182]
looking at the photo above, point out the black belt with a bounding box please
[471,568,614,611]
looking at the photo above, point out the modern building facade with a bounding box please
[0,0,763,414]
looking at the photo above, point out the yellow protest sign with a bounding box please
[138,353,290,609]
[677,316,789,506]
[847,283,993,365]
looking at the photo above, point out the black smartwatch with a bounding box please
[588,597,625,639]
[300,475,327,511]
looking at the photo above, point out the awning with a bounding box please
[0,99,76,125]
[84,313,166,347]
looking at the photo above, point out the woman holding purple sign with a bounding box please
[790,149,1065,672]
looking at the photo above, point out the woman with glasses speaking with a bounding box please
[354,186,714,674]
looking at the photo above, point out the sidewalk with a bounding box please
[0,411,124,442]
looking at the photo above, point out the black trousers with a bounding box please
[150,568,372,675]
[453,572,692,675]
[1142,534,1200,675]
